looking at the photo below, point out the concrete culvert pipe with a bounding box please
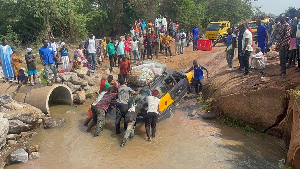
[14,84,73,114]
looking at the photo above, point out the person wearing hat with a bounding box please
[25,48,37,85]
[145,89,161,141]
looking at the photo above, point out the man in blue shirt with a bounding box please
[186,60,209,95]
[39,39,58,86]
[256,19,268,54]
[192,25,199,51]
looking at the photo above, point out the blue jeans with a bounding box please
[226,50,234,68]
[44,63,58,83]
[193,38,198,51]
[88,53,96,68]
[180,40,185,53]
[132,50,140,61]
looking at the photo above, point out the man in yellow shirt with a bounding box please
[163,32,173,59]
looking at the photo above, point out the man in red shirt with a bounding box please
[120,56,131,84]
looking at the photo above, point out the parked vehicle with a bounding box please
[205,21,230,40]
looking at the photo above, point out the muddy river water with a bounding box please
[7,104,286,169]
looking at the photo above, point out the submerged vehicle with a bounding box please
[129,70,193,122]
[205,21,230,40]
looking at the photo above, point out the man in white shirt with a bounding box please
[180,29,186,54]
[145,90,160,141]
[241,24,253,75]
[50,38,59,57]
[86,34,96,69]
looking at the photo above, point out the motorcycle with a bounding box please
[212,34,228,47]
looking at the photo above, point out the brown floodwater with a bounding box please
[6,104,286,169]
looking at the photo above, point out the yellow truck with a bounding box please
[205,21,231,40]
[248,18,270,41]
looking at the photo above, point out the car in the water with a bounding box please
[129,70,193,122]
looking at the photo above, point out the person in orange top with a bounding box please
[163,32,173,59]
[119,56,130,84]
[11,48,22,80]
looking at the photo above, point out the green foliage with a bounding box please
[196,95,213,112]
[0,25,20,47]
[86,92,93,99]
[280,164,292,169]
[288,89,300,100]
[0,0,255,44]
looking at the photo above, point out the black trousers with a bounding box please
[109,54,115,69]
[116,104,128,132]
[238,51,244,69]
[145,112,158,138]
[165,46,172,57]
[147,46,152,59]
[193,79,203,94]
[279,49,289,74]
[242,51,251,74]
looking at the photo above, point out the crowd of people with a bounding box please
[224,11,300,77]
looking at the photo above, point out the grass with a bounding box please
[196,95,213,112]
[280,164,292,169]
[288,89,300,100]
[219,115,264,136]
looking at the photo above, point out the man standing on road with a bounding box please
[192,25,199,51]
[256,19,268,54]
[115,78,137,135]
[275,15,291,76]
[241,24,253,75]
[86,34,97,69]
[39,39,58,86]
[186,60,209,95]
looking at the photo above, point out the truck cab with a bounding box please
[205,21,230,40]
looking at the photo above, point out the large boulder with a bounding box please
[58,72,77,82]
[73,90,86,104]
[0,95,45,134]
[75,67,89,78]
[43,117,65,129]
[0,113,9,149]
[9,149,28,164]
[205,72,287,130]
[70,74,84,85]
[66,82,81,93]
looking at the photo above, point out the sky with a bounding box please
[252,0,300,15]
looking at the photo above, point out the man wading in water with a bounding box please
[186,60,209,95]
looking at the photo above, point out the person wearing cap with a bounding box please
[39,39,58,86]
[25,48,37,85]
[145,89,161,141]
[186,60,209,95]
[59,42,69,72]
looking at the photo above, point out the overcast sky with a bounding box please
[252,0,300,15]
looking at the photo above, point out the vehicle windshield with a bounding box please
[206,23,221,31]
[248,22,257,29]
